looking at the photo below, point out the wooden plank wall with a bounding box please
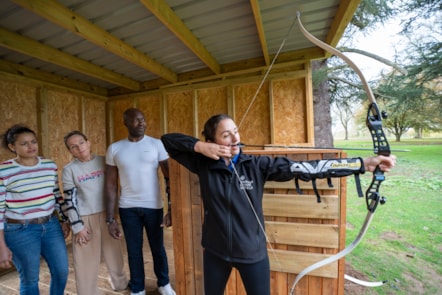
[252,149,347,295]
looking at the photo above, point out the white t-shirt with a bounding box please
[105,135,168,209]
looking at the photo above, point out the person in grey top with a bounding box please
[63,130,128,295]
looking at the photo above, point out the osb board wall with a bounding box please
[197,87,228,138]
[166,90,194,135]
[272,79,307,144]
[109,99,135,142]
[44,89,80,169]
[0,79,38,162]
[0,77,107,187]
[233,81,271,145]
[83,97,107,156]
[109,78,309,147]
[138,94,163,139]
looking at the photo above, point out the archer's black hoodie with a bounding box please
[161,133,300,263]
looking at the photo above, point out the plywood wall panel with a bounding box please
[234,82,270,145]
[197,87,228,139]
[46,89,80,172]
[138,94,163,139]
[110,99,134,142]
[0,78,107,183]
[166,91,193,135]
[0,80,38,162]
[272,79,307,145]
[84,97,107,155]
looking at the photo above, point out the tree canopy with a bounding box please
[326,0,441,141]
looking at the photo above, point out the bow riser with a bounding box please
[366,102,390,156]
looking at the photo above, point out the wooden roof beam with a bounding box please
[0,59,108,97]
[250,0,270,65]
[140,0,221,75]
[325,0,362,57]
[0,27,140,90]
[108,46,324,95]
[12,0,177,83]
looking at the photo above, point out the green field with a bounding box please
[334,139,442,295]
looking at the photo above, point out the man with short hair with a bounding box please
[105,108,175,295]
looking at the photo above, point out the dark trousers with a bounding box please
[119,207,169,292]
[203,250,270,295]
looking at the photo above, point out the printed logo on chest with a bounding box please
[239,175,254,190]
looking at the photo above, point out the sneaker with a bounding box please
[130,291,145,295]
[158,283,176,295]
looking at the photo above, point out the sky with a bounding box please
[340,18,406,80]
[344,9,441,81]
[331,6,441,138]
[331,17,407,138]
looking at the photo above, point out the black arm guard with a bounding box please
[62,187,84,232]
[290,158,365,203]
[53,188,68,222]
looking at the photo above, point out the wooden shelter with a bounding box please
[0,0,361,294]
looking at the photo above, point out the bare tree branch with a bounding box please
[329,75,362,88]
[329,75,396,100]
[338,47,408,75]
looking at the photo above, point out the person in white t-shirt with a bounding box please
[105,108,175,295]
[62,131,128,295]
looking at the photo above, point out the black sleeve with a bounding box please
[161,133,201,173]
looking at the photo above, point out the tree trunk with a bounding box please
[312,60,334,147]
[415,127,423,139]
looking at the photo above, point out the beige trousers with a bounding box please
[72,212,128,295]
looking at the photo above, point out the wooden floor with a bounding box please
[0,228,175,295]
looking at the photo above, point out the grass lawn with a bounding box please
[334,139,442,295]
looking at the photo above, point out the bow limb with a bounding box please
[295,12,377,106]
[290,12,391,294]
[296,10,390,156]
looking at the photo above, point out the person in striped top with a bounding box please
[0,124,70,295]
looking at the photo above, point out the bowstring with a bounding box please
[237,16,297,130]
[232,13,299,271]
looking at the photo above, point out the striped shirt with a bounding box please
[0,157,63,230]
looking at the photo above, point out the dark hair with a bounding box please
[2,124,37,153]
[64,130,88,149]
[202,114,233,142]
[123,108,144,122]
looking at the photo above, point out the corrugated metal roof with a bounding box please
[0,0,358,95]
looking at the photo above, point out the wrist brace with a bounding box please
[62,187,84,231]
[53,189,68,222]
